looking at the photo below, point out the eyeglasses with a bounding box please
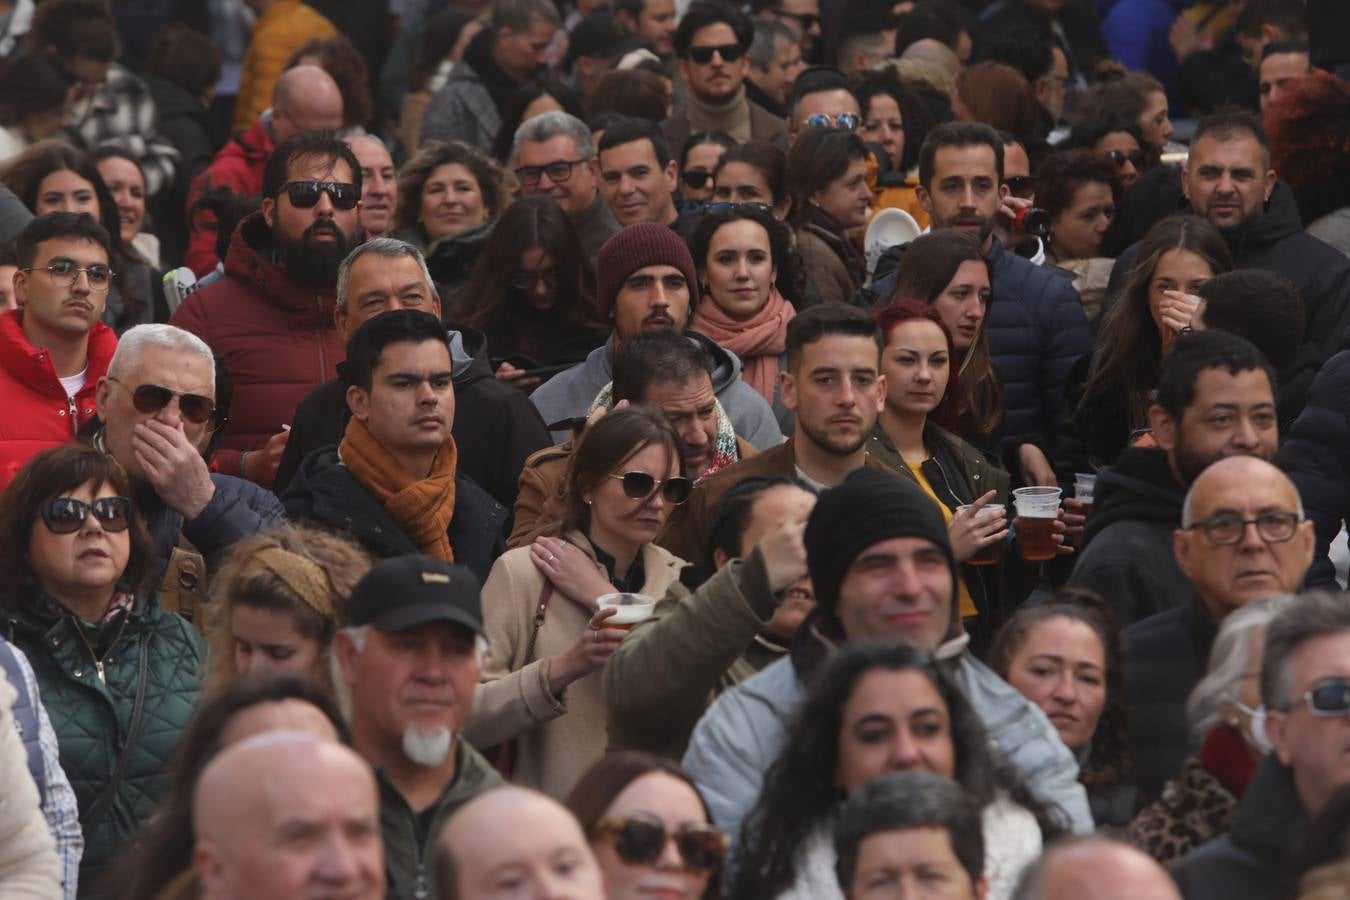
[277,180,360,210]
[1005,175,1037,199]
[1184,511,1302,546]
[805,112,860,131]
[40,496,131,534]
[703,201,773,216]
[510,268,557,290]
[107,376,220,430]
[770,8,818,31]
[681,169,713,190]
[687,43,746,64]
[514,158,588,188]
[23,260,115,292]
[593,814,728,873]
[1296,678,1350,717]
[610,471,694,505]
[1103,149,1146,170]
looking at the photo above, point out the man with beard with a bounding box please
[171,133,361,488]
[1068,331,1280,629]
[334,555,502,900]
[659,304,902,563]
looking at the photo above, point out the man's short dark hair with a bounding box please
[0,240,16,268]
[612,330,713,404]
[1192,108,1269,158]
[785,304,883,371]
[1236,0,1308,41]
[344,309,450,392]
[895,1,973,55]
[976,27,1053,83]
[16,212,112,270]
[1261,39,1311,62]
[706,475,815,565]
[918,121,1004,190]
[261,132,364,203]
[834,772,985,893]
[1154,329,1277,422]
[1198,270,1305,371]
[673,1,754,59]
[31,0,118,62]
[788,64,852,119]
[598,116,673,167]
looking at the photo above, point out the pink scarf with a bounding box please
[692,287,794,405]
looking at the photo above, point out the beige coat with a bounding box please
[0,670,61,897]
[464,531,686,799]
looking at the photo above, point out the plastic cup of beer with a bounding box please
[597,593,657,631]
[1013,487,1062,562]
[956,502,1006,566]
[1074,473,1096,515]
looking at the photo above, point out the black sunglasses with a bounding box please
[40,496,131,534]
[610,471,693,505]
[107,376,219,430]
[1104,149,1146,169]
[594,814,728,873]
[688,43,746,64]
[277,180,360,210]
[1005,175,1037,198]
[681,169,713,190]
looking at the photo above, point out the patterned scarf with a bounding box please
[589,383,740,481]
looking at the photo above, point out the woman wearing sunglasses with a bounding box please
[1066,117,1149,196]
[730,643,1062,900]
[1037,151,1120,322]
[394,139,512,296]
[787,128,872,306]
[0,443,203,891]
[453,195,608,393]
[467,407,690,799]
[689,205,803,422]
[679,130,736,203]
[567,752,727,900]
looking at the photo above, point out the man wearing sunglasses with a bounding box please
[1123,455,1312,801]
[661,2,786,163]
[1174,591,1350,898]
[171,133,361,489]
[0,213,117,489]
[513,112,620,262]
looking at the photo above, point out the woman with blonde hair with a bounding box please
[203,524,372,696]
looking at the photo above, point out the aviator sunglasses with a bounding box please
[594,814,728,873]
[40,496,131,534]
[277,180,360,210]
[610,471,694,505]
[107,377,220,430]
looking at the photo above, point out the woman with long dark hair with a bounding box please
[453,195,607,392]
[730,643,1061,900]
[1054,215,1232,479]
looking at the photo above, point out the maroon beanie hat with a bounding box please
[595,223,699,321]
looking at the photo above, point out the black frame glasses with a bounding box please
[40,496,131,534]
[594,814,728,873]
[514,158,589,188]
[610,471,694,505]
[805,112,860,132]
[1298,678,1350,717]
[1184,511,1302,546]
[277,180,360,210]
[107,376,220,430]
[1103,149,1146,169]
[687,43,746,64]
[23,259,115,292]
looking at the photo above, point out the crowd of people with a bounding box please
[0,0,1349,898]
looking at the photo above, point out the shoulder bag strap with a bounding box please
[0,641,45,800]
[521,582,554,667]
[81,629,150,828]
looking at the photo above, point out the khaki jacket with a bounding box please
[464,531,685,798]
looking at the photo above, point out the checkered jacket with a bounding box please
[69,63,178,196]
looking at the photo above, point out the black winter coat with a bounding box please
[1052,349,1151,481]
[282,447,508,587]
[1067,447,1197,626]
[979,0,1111,83]
[142,472,286,576]
[1123,596,1218,801]
[272,326,552,510]
[144,73,223,269]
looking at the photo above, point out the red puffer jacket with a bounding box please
[184,116,275,277]
[170,211,345,481]
[0,310,118,488]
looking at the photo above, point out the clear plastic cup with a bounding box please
[597,593,657,631]
[1013,487,1062,561]
[1074,473,1096,504]
[956,502,1006,565]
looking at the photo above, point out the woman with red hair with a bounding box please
[1266,70,1350,257]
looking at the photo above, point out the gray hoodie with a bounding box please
[528,331,784,449]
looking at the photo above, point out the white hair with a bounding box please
[107,324,216,392]
[513,110,594,158]
[332,624,488,719]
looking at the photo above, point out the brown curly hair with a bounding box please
[394,140,516,236]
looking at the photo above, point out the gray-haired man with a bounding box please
[513,111,620,260]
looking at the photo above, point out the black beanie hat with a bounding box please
[804,467,958,627]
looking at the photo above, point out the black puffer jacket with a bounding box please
[142,473,286,576]
[1067,447,1197,626]
[1123,595,1217,801]
[1277,347,1350,587]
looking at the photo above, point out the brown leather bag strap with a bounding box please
[521,582,553,666]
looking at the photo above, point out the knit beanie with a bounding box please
[596,223,699,321]
[804,467,958,627]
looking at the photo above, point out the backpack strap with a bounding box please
[0,639,46,801]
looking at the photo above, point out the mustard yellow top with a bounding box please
[909,459,978,619]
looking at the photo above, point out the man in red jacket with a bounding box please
[184,64,343,276]
[0,212,118,487]
[170,133,361,489]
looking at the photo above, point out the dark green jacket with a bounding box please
[378,738,502,900]
[4,587,203,898]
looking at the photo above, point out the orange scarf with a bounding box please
[339,417,458,562]
[692,287,794,405]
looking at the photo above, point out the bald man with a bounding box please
[185,65,345,275]
[1014,837,1181,900]
[1125,456,1313,800]
[436,787,606,900]
[194,733,384,900]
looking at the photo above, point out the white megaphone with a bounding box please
[863,208,922,279]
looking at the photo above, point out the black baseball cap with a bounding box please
[345,555,484,636]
